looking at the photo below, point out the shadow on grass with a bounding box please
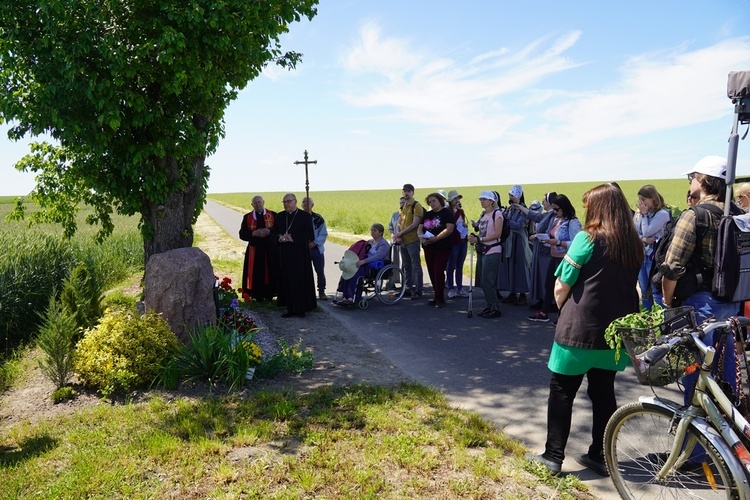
[0,434,58,468]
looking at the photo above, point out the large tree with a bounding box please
[0,0,317,260]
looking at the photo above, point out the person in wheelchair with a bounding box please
[338,223,391,305]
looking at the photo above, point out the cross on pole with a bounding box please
[293,150,317,212]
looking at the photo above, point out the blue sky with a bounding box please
[2,0,750,196]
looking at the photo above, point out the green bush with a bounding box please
[75,310,179,397]
[158,323,259,390]
[60,263,103,338]
[36,295,78,389]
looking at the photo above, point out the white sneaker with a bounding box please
[457,289,470,298]
[447,289,457,298]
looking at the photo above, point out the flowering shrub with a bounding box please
[215,276,248,309]
[235,340,263,367]
[75,309,179,397]
[219,302,258,335]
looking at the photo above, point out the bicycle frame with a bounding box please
[643,321,750,492]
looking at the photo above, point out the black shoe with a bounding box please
[411,292,422,300]
[427,299,436,306]
[483,309,501,318]
[501,293,517,304]
[281,312,305,318]
[513,295,527,306]
[525,453,562,475]
[477,308,492,317]
[435,301,446,308]
[575,454,608,477]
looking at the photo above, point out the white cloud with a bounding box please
[339,23,750,181]
[340,24,584,144]
[490,37,750,168]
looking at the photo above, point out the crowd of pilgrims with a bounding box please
[237,160,750,478]
[386,179,750,320]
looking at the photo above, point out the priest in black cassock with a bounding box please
[271,194,317,318]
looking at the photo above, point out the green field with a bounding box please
[209,178,697,236]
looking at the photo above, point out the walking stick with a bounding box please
[468,242,474,318]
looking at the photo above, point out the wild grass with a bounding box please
[210,178,696,238]
[0,200,143,354]
[0,383,589,498]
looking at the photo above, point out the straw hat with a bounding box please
[338,250,360,279]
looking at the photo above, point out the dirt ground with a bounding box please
[0,213,411,431]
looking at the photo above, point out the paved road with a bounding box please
[205,198,682,498]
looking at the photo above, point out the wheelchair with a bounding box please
[333,258,405,309]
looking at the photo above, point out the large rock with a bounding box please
[144,247,216,342]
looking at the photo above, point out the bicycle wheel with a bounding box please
[375,265,405,305]
[605,401,739,499]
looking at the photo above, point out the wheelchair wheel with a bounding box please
[375,264,405,305]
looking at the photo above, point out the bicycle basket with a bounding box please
[618,306,699,386]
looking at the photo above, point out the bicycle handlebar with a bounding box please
[639,316,750,367]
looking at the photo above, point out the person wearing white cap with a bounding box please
[498,185,532,306]
[467,190,505,318]
[657,155,739,322]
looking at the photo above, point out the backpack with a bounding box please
[649,204,724,301]
[713,212,750,302]
[347,240,371,260]
[475,209,509,255]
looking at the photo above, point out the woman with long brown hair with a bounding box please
[634,184,670,309]
[526,183,643,476]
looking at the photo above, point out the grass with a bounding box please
[0,384,590,498]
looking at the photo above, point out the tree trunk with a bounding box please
[142,154,205,262]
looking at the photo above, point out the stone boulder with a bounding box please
[144,247,216,343]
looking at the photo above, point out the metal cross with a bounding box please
[293,150,317,212]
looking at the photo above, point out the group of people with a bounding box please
[240,156,747,478]
[239,194,328,318]
[384,182,583,322]
[527,155,749,477]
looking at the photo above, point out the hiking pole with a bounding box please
[468,242,474,318]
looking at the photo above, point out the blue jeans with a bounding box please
[311,247,326,293]
[652,290,739,325]
[638,254,653,310]
[446,239,468,290]
[400,241,423,294]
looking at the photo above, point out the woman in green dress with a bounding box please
[527,183,643,476]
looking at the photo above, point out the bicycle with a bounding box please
[604,314,750,498]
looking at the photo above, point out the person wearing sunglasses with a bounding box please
[528,194,581,323]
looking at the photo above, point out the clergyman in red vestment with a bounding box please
[239,195,277,301]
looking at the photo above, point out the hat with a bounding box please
[402,183,415,192]
[338,250,360,280]
[478,190,497,202]
[529,200,542,211]
[509,185,523,199]
[684,156,727,181]
[447,189,462,202]
[437,189,447,199]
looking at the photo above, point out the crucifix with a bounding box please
[293,150,317,212]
